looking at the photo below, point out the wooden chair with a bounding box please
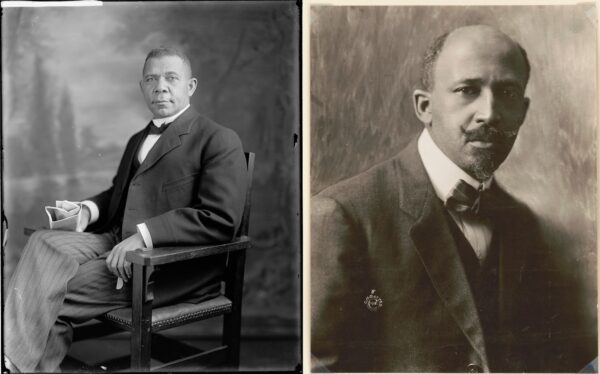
[29,152,255,371]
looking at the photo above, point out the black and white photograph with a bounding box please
[310,4,597,372]
[2,1,300,372]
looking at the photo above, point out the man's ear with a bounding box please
[413,89,432,125]
[187,78,198,97]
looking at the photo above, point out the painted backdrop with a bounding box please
[311,5,596,370]
[2,0,300,349]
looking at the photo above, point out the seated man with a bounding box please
[4,47,248,372]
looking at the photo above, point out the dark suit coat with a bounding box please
[86,107,247,305]
[311,138,554,372]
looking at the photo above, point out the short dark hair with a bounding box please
[420,30,531,91]
[143,47,193,76]
[421,32,450,91]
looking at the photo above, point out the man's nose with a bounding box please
[153,76,168,93]
[473,89,501,126]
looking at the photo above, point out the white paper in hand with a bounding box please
[45,200,82,231]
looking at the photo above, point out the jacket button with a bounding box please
[467,363,483,373]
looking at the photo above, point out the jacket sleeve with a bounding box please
[143,127,247,247]
[84,184,114,229]
[311,195,367,372]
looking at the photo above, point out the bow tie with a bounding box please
[148,122,171,135]
[445,179,484,214]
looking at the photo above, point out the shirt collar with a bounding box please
[152,104,190,127]
[417,128,493,202]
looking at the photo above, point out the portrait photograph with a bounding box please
[310,3,597,373]
[2,1,300,372]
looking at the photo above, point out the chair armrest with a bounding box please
[126,236,250,266]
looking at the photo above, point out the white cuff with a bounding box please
[137,223,153,249]
[81,200,100,224]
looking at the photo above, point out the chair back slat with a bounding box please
[237,152,254,238]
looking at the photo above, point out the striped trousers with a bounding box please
[4,230,130,372]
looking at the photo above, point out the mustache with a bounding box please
[464,126,518,143]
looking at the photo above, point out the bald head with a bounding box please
[421,25,530,91]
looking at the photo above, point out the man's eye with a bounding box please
[455,86,479,96]
[166,76,178,82]
[502,87,520,99]
[145,77,155,83]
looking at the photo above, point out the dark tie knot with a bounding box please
[445,179,484,214]
[148,122,170,135]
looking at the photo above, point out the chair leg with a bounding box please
[131,324,152,370]
[223,250,246,368]
[223,313,241,367]
[131,263,154,371]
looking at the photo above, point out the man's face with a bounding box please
[416,27,530,181]
[140,55,197,118]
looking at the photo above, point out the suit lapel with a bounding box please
[410,192,489,368]
[487,184,529,331]
[102,128,147,227]
[134,108,195,177]
[115,129,147,197]
[395,138,489,369]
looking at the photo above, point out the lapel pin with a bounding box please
[364,289,383,311]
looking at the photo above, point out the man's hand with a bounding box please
[106,233,145,282]
[75,205,91,232]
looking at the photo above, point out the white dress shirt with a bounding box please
[417,129,493,263]
[81,104,191,248]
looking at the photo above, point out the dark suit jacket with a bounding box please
[311,138,556,372]
[86,107,247,305]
